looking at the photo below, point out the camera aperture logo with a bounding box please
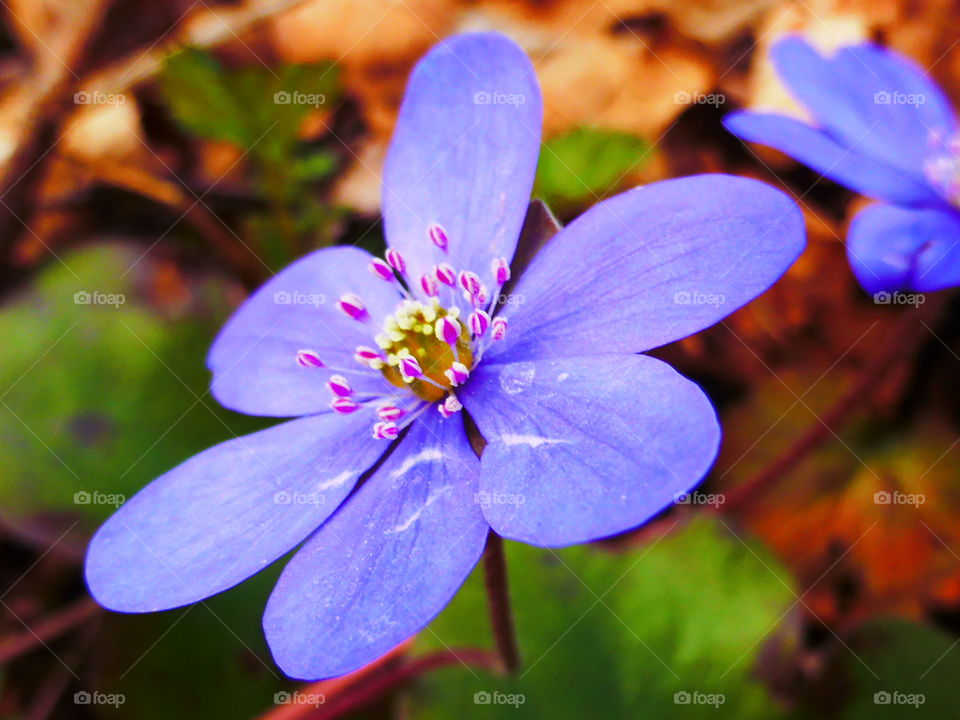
[274,690,325,708]
[474,491,525,508]
[674,691,725,707]
[273,91,326,107]
[74,691,125,707]
[874,690,925,707]
[74,490,125,507]
[473,90,526,107]
[874,490,925,507]
[274,490,326,506]
[674,91,726,107]
[74,290,125,307]
[873,90,926,107]
[74,90,126,105]
[873,291,925,307]
[273,290,326,307]
[674,290,726,307]
[474,690,525,707]
[673,491,725,508]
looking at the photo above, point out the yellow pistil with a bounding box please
[378,299,473,402]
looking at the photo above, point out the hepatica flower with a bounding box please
[86,33,804,679]
[725,36,960,294]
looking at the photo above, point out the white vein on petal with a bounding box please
[499,433,571,449]
[315,469,356,492]
[385,486,452,534]
[390,448,444,478]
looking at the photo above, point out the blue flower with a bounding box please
[85,33,805,679]
[724,36,960,294]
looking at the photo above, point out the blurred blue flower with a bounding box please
[85,33,804,680]
[725,36,960,294]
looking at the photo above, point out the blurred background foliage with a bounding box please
[1,0,960,718]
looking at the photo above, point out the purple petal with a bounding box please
[85,412,387,612]
[848,203,960,294]
[460,354,719,547]
[486,174,804,362]
[263,413,487,680]
[383,33,542,301]
[208,246,401,417]
[770,36,956,178]
[724,112,942,206]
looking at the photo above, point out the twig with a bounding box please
[0,597,102,665]
[315,648,501,720]
[80,0,313,97]
[24,615,102,720]
[76,158,267,285]
[255,643,498,720]
[723,301,944,513]
[0,515,86,563]
[0,0,114,269]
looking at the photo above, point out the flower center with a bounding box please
[375,299,474,402]
[295,223,511,438]
[924,130,960,208]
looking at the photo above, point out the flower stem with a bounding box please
[483,531,520,674]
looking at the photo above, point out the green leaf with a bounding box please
[158,49,343,263]
[159,49,340,160]
[293,150,338,181]
[534,127,651,212]
[411,518,794,718]
[96,566,287,720]
[0,244,269,524]
[826,619,960,719]
[160,48,253,146]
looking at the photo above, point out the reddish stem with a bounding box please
[255,646,498,720]
[724,303,941,513]
[316,648,500,719]
[483,531,521,674]
[0,597,101,665]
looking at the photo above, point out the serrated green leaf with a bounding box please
[160,48,253,146]
[293,150,337,181]
[411,518,794,719]
[534,127,651,212]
